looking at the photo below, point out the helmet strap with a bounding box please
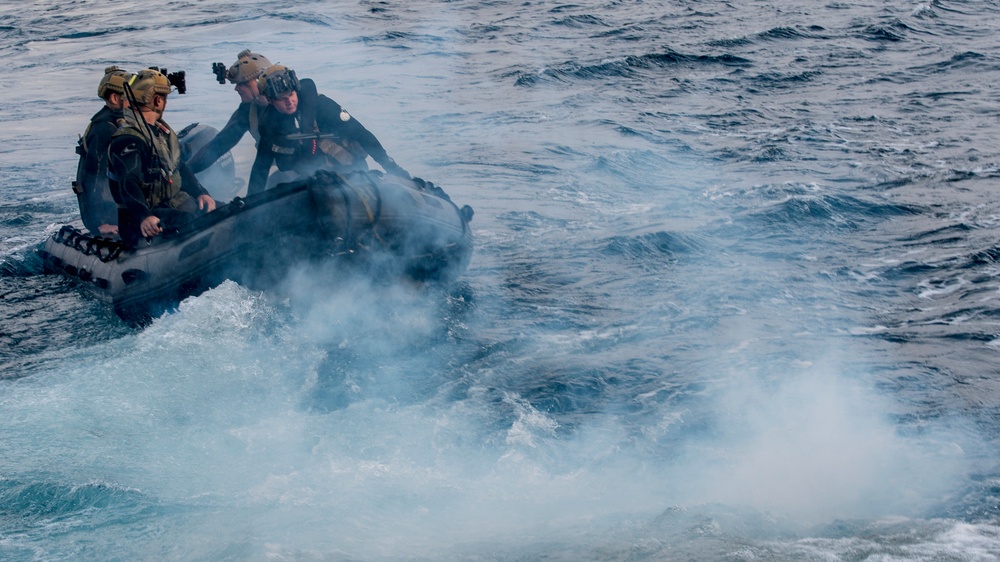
[132,95,165,124]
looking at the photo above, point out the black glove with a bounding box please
[383,158,411,180]
[411,177,452,202]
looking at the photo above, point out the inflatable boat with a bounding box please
[39,170,474,324]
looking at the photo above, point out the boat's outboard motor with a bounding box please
[178,123,242,202]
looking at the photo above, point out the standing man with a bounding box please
[186,50,272,174]
[248,65,410,195]
[73,66,132,237]
[108,68,216,246]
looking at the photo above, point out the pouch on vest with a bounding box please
[318,139,355,166]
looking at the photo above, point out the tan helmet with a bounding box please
[127,68,172,105]
[257,65,300,100]
[97,66,132,100]
[227,49,271,84]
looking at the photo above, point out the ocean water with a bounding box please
[3,0,1000,559]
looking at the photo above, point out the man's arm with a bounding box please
[186,104,251,173]
[179,160,216,212]
[179,160,210,199]
[316,96,410,178]
[247,144,275,195]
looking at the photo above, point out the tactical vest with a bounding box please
[73,122,95,195]
[114,112,191,210]
[76,122,93,157]
[295,88,366,170]
[317,135,359,167]
[74,110,123,194]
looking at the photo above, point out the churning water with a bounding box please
[3,0,1000,559]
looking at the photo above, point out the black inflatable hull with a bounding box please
[39,171,473,323]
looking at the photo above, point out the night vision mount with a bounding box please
[150,67,187,94]
[212,62,227,85]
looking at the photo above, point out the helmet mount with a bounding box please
[258,65,299,101]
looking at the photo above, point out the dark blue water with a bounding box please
[3,0,1000,559]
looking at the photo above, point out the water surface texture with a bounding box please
[3,0,1000,559]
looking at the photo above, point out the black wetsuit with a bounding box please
[187,80,317,175]
[73,106,122,235]
[107,115,211,246]
[247,85,409,195]
[186,102,258,174]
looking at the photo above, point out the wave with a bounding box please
[0,478,153,533]
[732,190,922,239]
[745,70,823,93]
[514,49,752,86]
[552,14,609,29]
[602,231,703,262]
[906,51,992,75]
[708,25,829,48]
[859,19,913,42]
